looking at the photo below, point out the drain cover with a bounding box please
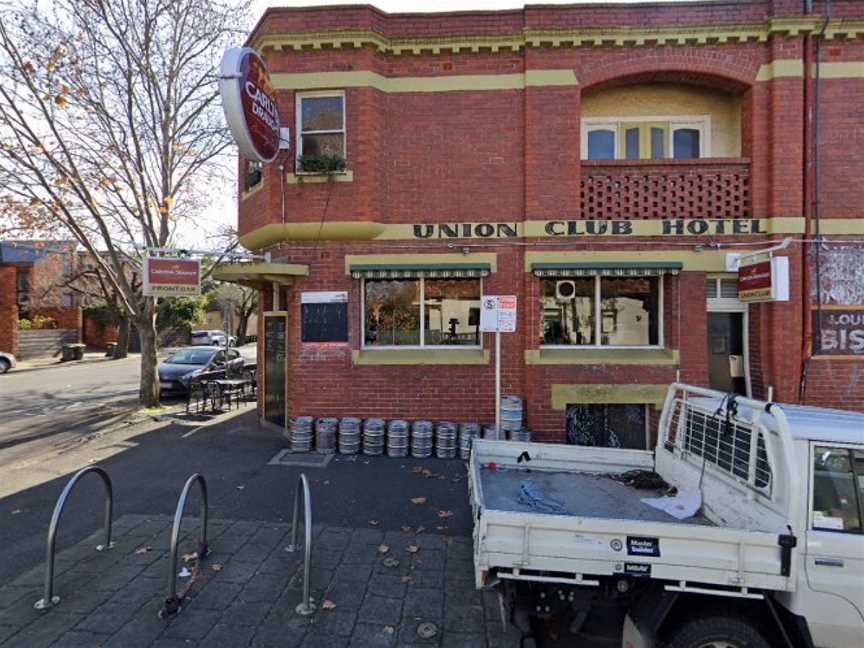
[268,449,333,468]
[417,622,438,639]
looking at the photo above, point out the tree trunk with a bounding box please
[137,299,159,407]
[115,313,130,359]
[236,311,249,345]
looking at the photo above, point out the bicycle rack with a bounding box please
[34,466,113,610]
[160,473,209,619]
[285,473,315,616]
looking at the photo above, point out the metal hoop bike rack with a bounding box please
[160,473,209,619]
[285,473,315,615]
[34,466,113,610]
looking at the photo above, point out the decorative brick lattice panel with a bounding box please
[581,159,751,220]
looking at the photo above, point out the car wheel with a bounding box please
[665,617,770,648]
[0,358,10,374]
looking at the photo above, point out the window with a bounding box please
[244,159,262,191]
[541,276,661,347]
[812,446,864,534]
[582,117,709,160]
[566,404,649,449]
[296,92,345,167]
[61,293,73,308]
[363,278,481,348]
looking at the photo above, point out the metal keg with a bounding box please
[458,422,480,460]
[512,427,532,443]
[338,417,362,455]
[315,417,338,454]
[363,418,385,456]
[289,416,314,453]
[482,424,498,440]
[387,419,409,457]
[411,420,434,458]
[500,395,523,435]
[435,421,457,459]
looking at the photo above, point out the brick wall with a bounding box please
[0,266,18,355]
[83,316,118,349]
[239,0,864,438]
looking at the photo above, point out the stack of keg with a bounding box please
[289,416,314,453]
[315,417,338,454]
[458,422,480,460]
[338,417,362,454]
[386,420,409,457]
[410,420,434,458]
[511,428,532,442]
[482,424,498,440]
[500,395,523,440]
[435,421,457,459]
[363,418,386,456]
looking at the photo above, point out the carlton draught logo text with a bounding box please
[143,257,201,297]
[220,47,281,163]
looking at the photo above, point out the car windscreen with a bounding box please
[165,349,214,365]
[191,332,209,338]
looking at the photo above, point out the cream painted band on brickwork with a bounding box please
[241,180,265,201]
[239,217,811,250]
[352,349,490,365]
[819,220,864,235]
[756,60,864,81]
[527,348,679,367]
[286,170,354,184]
[271,70,578,92]
[525,251,734,273]
[345,253,498,274]
[550,383,670,410]
[253,20,864,54]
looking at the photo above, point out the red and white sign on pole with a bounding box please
[143,257,201,298]
[737,254,790,303]
[480,296,518,440]
[219,47,282,163]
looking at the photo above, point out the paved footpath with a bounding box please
[0,513,524,648]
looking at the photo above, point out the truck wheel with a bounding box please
[0,358,10,374]
[665,617,770,648]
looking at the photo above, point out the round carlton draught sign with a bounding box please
[219,47,281,163]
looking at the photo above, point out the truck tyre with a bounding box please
[0,358,9,374]
[665,617,770,648]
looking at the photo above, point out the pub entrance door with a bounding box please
[263,313,287,429]
[706,276,750,397]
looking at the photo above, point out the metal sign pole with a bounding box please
[495,329,501,441]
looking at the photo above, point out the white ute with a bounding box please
[468,383,864,647]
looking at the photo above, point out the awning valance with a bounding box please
[531,261,682,278]
[350,263,490,279]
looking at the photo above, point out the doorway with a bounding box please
[263,313,287,429]
[706,276,750,397]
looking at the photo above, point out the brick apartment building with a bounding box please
[219,0,864,445]
[0,241,83,359]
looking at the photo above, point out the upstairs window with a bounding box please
[296,91,345,170]
[582,117,709,160]
[244,159,262,191]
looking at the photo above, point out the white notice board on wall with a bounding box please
[480,295,517,333]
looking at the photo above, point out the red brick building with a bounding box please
[222,0,864,445]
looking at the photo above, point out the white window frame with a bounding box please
[360,276,483,350]
[295,90,346,170]
[581,115,711,160]
[540,275,664,350]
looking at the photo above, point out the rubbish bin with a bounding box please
[62,343,86,361]
[105,342,118,358]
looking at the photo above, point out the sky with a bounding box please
[200,0,687,249]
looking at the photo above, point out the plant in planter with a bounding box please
[296,154,346,175]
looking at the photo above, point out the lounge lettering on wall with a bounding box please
[814,308,864,355]
[412,219,768,239]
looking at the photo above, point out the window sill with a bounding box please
[241,181,264,200]
[352,348,490,365]
[525,348,679,365]
[287,170,353,184]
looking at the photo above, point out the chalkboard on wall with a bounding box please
[301,291,348,343]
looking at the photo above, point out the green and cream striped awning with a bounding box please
[350,263,490,279]
[531,262,682,278]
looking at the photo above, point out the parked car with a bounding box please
[0,351,16,374]
[190,330,236,347]
[158,346,244,394]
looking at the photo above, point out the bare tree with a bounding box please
[0,0,249,406]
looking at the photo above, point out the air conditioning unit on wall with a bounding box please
[556,280,576,301]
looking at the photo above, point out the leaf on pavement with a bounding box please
[411,466,423,474]
[377,544,390,554]
[383,626,395,635]
[10,509,21,515]
[210,563,224,572]
[368,519,380,527]
[400,525,412,533]
[407,545,419,554]
[421,469,433,478]
[437,510,453,518]
[410,497,426,505]
[182,551,198,563]
[134,546,151,555]
[321,599,336,610]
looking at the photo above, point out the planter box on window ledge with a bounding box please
[296,154,347,177]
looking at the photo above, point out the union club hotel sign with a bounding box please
[411,218,769,239]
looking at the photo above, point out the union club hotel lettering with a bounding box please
[412,219,768,239]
